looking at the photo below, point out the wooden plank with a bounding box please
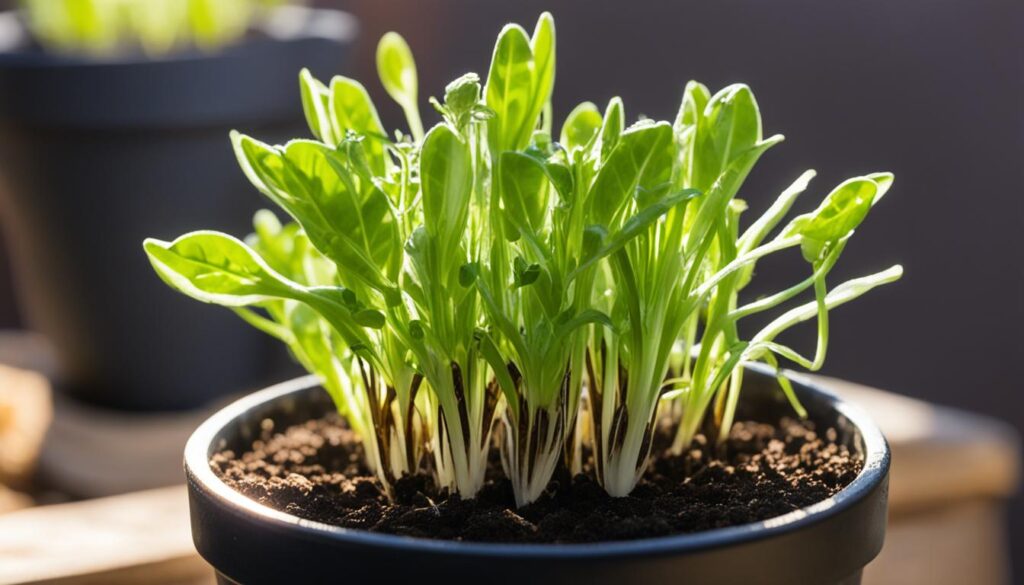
[863,499,1011,585]
[811,375,1021,514]
[0,362,52,490]
[0,486,212,585]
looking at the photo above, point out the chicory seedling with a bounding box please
[145,12,901,505]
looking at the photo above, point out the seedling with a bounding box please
[20,0,282,56]
[145,13,900,505]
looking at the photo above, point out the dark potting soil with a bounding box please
[210,415,861,543]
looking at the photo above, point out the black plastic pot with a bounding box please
[0,8,356,410]
[185,365,890,585]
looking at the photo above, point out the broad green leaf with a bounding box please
[247,209,302,279]
[542,160,574,204]
[299,69,336,145]
[597,97,625,163]
[528,12,556,134]
[675,81,710,186]
[801,178,878,241]
[353,309,386,329]
[420,124,474,243]
[143,231,295,306]
[500,151,549,237]
[485,24,535,154]
[793,177,878,261]
[693,84,762,192]
[232,134,400,295]
[674,80,710,134]
[377,31,417,108]
[866,172,895,202]
[328,76,388,175]
[376,31,423,140]
[513,256,541,288]
[561,101,602,152]
[587,121,674,227]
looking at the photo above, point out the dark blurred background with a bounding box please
[0,0,1020,570]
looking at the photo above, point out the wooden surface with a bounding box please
[0,486,212,585]
[0,362,51,490]
[811,375,1021,514]
[863,498,1011,585]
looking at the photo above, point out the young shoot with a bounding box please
[144,13,901,505]
[585,82,901,497]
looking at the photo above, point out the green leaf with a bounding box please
[143,231,295,306]
[801,178,877,240]
[587,121,674,227]
[353,309,386,329]
[597,97,625,162]
[528,12,556,132]
[751,265,904,346]
[561,101,602,152]
[299,69,335,145]
[329,76,388,175]
[542,161,574,204]
[791,176,882,261]
[575,188,699,277]
[674,80,710,135]
[377,31,417,106]
[485,24,535,153]
[409,320,425,340]
[581,224,607,262]
[552,308,614,342]
[675,81,710,186]
[232,133,400,295]
[684,136,784,255]
[376,31,423,140]
[459,262,480,287]
[866,172,895,202]
[420,124,474,243]
[146,231,374,363]
[513,256,541,288]
[693,84,763,192]
[500,151,549,237]
[476,331,520,414]
[443,73,483,115]
[233,307,295,344]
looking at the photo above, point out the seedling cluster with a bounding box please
[21,0,282,56]
[146,13,900,505]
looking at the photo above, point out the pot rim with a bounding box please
[185,363,889,558]
[0,6,358,66]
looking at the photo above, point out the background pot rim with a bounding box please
[184,363,890,558]
[0,6,358,67]
[0,6,358,129]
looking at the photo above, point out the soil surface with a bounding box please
[211,415,861,543]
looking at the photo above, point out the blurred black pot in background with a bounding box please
[0,7,356,410]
